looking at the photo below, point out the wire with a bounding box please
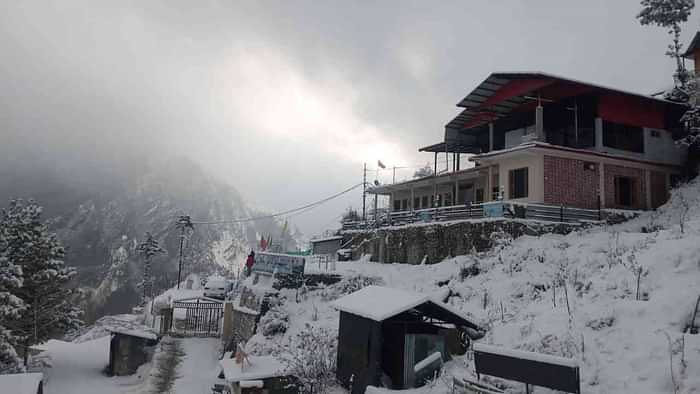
[191,182,364,225]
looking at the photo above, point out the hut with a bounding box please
[218,353,297,394]
[309,235,344,256]
[107,327,159,376]
[0,373,44,394]
[333,286,484,393]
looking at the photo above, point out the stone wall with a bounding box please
[344,219,580,265]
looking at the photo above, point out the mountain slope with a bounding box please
[0,154,291,322]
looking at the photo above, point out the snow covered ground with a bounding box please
[246,179,700,394]
[39,332,222,394]
[42,337,147,394]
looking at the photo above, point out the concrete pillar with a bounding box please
[486,166,493,202]
[535,105,544,141]
[222,302,234,345]
[488,123,494,151]
[598,162,606,208]
[645,169,652,209]
[594,117,604,151]
[410,187,415,212]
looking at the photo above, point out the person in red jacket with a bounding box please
[245,250,255,277]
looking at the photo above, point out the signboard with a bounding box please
[253,252,305,276]
[473,344,580,394]
[482,202,504,218]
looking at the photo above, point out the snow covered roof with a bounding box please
[473,343,578,368]
[333,286,431,322]
[219,355,287,383]
[310,235,343,243]
[108,327,158,341]
[0,373,43,394]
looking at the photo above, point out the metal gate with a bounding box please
[168,297,224,337]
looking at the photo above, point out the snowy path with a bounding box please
[172,338,222,394]
[43,336,146,394]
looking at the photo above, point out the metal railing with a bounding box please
[341,201,602,230]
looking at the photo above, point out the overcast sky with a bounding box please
[1,1,698,236]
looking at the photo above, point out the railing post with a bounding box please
[560,205,564,222]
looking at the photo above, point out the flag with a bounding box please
[377,160,386,169]
[260,236,268,251]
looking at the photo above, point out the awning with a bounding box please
[419,141,482,154]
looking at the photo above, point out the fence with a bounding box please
[341,201,602,230]
[164,297,224,337]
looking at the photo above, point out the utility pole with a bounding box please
[392,166,396,184]
[362,163,367,222]
[175,215,193,289]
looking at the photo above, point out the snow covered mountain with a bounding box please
[0,154,291,322]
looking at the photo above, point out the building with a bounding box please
[107,327,159,376]
[0,373,44,394]
[683,31,700,74]
[333,286,484,393]
[309,235,344,256]
[370,72,688,213]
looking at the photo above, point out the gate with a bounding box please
[168,297,224,337]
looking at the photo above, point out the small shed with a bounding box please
[333,286,484,393]
[218,354,297,394]
[107,327,159,376]
[310,235,344,256]
[0,372,44,394]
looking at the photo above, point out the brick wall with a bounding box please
[604,164,647,209]
[543,155,600,209]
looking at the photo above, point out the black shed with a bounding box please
[107,328,159,376]
[333,286,483,393]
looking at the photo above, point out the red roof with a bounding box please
[447,72,685,132]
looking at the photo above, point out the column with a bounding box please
[410,187,415,212]
[486,166,493,202]
[535,105,544,141]
[645,169,652,209]
[489,123,494,151]
[598,162,605,208]
[594,117,604,151]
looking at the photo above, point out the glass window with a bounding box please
[509,167,529,199]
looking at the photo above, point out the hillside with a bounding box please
[245,178,700,393]
[0,154,293,322]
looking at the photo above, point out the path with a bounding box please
[172,337,222,394]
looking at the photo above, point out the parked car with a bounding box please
[203,277,233,299]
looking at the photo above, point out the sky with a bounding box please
[0,0,698,237]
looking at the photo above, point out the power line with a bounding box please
[191,182,364,225]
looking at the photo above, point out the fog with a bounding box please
[1,0,697,236]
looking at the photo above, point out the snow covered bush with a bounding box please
[320,274,384,301]
[280,323,337,394]
[258,305,289,337]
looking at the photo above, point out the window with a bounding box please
[401,199,408,210]
[615,176,635,207]
[444,192,452,206]
[393,199,401,211]
[421,196,428,208]
[413,197,420,209]
[475,189,484,203]
[603,121,644,153]
[650,129,661,138]
[509,167,529,199]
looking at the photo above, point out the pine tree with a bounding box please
[0,226,24,373]
[137,232,165,305]
[637,0,695,88]
[0,199,82,365]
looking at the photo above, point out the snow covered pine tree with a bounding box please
[0,214,24,373]
[137,232,165,305]
[0,199,82,366]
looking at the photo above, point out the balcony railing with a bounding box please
[341,202,603,231]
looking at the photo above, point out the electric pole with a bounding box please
[175,215,193,289]
[362,163,367,222]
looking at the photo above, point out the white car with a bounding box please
[203,278,233,299]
